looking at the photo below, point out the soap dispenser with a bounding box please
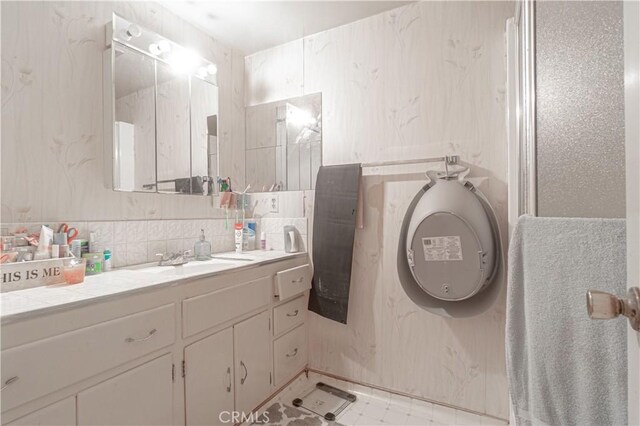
[194,229,212,261]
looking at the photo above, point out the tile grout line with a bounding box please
[307,368,508,423]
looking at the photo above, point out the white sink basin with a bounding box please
[128,259,239,276]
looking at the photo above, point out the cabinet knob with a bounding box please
[586,287,640,331]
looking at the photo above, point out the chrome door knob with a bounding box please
[586,287,640,331]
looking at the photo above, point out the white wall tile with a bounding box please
[87,222,114,246]
[147,220,167,241]
[125,241,147,265]
[126,221,148,243]
[147,240,167,262]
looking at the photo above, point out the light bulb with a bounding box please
[149,43,161,56]
[167,49,200,75]
[126,24,141,38]
[207,64,218,75]
[158,40,171,53]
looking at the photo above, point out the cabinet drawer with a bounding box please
[1,304,175,413]
[273,325,307,386]
[275,264,311,301]
[183,276,271,338]
[273,295,306,335]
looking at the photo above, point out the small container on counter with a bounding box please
[71,239,89,258]
[2,235,15,251]
[82,252,103,275]
[103,249,112,271]
[62,257,86,284]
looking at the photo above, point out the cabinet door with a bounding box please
[77,354,173,425]
[234,311,271,415]
[185,328,234,426]
[7,397,76,426]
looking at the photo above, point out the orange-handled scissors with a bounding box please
[57,223,79,243]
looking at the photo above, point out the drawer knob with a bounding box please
[125,328,157,343]
[286,309,299,317]
[292,277,304,283]
[286,348,298,358]
[1,376,18,391]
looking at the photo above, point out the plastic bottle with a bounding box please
[103,249,112,271]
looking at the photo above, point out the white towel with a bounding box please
[506,215,627,426]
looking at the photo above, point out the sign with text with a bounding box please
[1,258,66,292]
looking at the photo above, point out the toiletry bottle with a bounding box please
[194,229,212,261]
[103,249,112,271]
[247,220,257,250]
[235,222,243,254]
[260,232,267,250]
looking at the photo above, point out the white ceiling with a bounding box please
[160,1,410,55]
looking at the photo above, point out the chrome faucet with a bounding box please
[156,250,192,266]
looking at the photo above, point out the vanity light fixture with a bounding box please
[148,39,171,56]
[196,67,208,78]
[123,23,141,41]
[167,49,200,75]
[149,43,161,55]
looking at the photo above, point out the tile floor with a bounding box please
[265,372,507,426]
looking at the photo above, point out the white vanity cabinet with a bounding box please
[0,254,311,426]
[77,354,174,425]
[7,397,76,426]
[234,311,272,415]
[184,328,234,426]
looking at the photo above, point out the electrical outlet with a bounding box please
[270,195,279,213]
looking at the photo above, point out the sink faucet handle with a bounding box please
[183,250,192,258]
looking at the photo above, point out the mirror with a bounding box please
[244,93,322,193]
[113,44,156,192]
[106,14,219,196]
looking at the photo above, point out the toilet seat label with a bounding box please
[422,236,463,261]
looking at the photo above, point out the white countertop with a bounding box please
[1,250,306,324]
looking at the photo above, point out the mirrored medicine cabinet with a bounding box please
[242,93,322,193]
[103,14,219,196]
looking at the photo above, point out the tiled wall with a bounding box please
[2,215,307,268]
[244,1,512,420]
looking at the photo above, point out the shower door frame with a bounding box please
[507,0,536,230]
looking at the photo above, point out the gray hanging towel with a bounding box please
[308,164,362,324]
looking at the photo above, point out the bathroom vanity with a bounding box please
[0,251,311,425]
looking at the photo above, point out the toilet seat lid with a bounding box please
[408,212,486,301]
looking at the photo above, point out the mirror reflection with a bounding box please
[113,45,156,192]
[244,93,322,192]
